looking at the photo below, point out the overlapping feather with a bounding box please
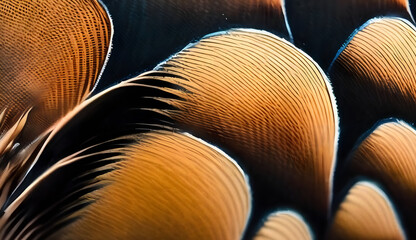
[133,28,338,236]
[50,131,251,239]
[2,0,416,239]
[329,17,416,159]
[343,120,416,238]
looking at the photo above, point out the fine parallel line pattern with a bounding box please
[254,211,313,240]
[52,131,251,240]
[134,29,338,224]
[327,181,405,239]
[328,17,416,159]
[0,0,111,145]
[346,120,416,237]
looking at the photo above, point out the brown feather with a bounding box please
[328,17,416,159]
[327,181,405,239]
[134,29,338,227]
[345,120,416,238]
[0,0,112,145]
[254,211,313,240]
[49,131,251,240]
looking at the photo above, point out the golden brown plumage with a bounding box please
[327,181,405,239]
[3,0,416,238]
[0,0,112,145]
[328,17,416,159]
[254,211,313,240]
[134,29,338,227]
[38,131,251,240]
[344,120,416,238]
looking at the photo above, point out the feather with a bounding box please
[343,119,416,238]
[254,210,313,240]
[328,17,416,160]
[2,131,251,240]
[327,181,406,239]
[133,28,339,235]
[0,0,112,148]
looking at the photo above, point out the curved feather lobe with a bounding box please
[345,120,416,238]
[0,0,112,145]
[254,211,313,240]
[328,17,416,159]
[327,181,405,239]
[95,0,290,92]
[135,29,338,230]
[47,131,251,240]
[286,0,413,68]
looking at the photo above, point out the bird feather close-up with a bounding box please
[1,0,416,239]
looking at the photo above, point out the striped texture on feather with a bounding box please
[135,29,338,224]
[0,0,112,145]
[254,211,313,240]
[51,131,251,240]
[328,17,416,158]
[345,120,416,237]
[327,181,406,240]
